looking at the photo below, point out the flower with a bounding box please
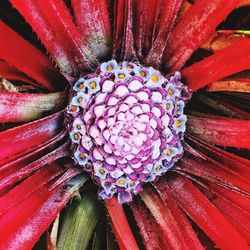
[66,61,190,203]
[0,0,249,249]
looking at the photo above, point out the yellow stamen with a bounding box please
[78,97,83,103]
[168,88,173,95]
[74,133,79,140]
[130,182,135,186]
[166,149,171,155]
[151,75,158,82]
[107,65,113,71]
[76,124,81,129]
[166,103,170,110]
[118,179,125,185]
[90,81,96,89]
[79,83,85,89]
[79,153,86,159]
[156,165,161,171]
[140,71,146,77]
[71,105,77,112]
[118,73,125,79]
[175,120,182,128]
[99,169,105,174]
[176,105,180,111]
[127,65,133,70]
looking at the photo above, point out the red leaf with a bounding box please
[112,0,136,61]
[105,197,139,250]
[176,155,250,195]
[0,111,63,162]
[0,142,70,193]
[186,134,250,168]
[134,0,158,57]
[0,61,35,85]
[0,163,64,215]
[0,172,84,250]
[0,92,66,123]
[167,174,248,249]
[112,0,125,60]
[145,0,183,68]
[140,185,203,250]
[164,0,240,71]
[199,184,250,242]
[71,0,112,60]
[131,199,169,249]
[153,181,204,249]
[0,129,66,170]
[204,182,250,215]
[0,130,66,197]
[182,38,250,91]
[121,0,136,61]
[187,115,250,149]
[10,0,98,75]
[0,21,64,91]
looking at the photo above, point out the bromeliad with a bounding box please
[0,0,249,249]
[66,60,191,203]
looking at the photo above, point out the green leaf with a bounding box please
[57,191,102,250]
[235,30,250,35]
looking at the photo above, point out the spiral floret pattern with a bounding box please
[66,60,191,203]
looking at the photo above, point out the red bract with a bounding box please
[0,0,249,249]
[10,0,98,74]
[106,197,139,250]
[182,38,250,91]
[71,0,112,60]
[0,61,35,85]
[163,0,240,71]
[0,21,63,91]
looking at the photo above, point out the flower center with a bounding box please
[66,60,191,203]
